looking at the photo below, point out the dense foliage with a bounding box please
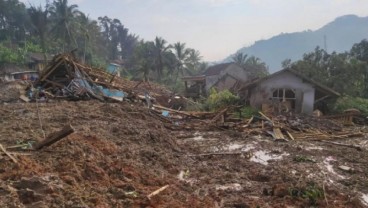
[0,0,206,90]
[286,40,368,99]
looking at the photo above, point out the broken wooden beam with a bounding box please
[286,131,295,141]
[147,185,169,200]
[259,111,274,125]
[316,140,363,151]
[188,152,243,157]
[34,124,74,150]
[0,144,18,163]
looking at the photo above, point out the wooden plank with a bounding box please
[259,111,274,125]
[273,128,285,140]
[147,185,169,200]
[286,131,295,140]
[34,124,74,150]
[19,95,30,102]
[40,59,63,81]
[0,144,18,163]
[188,152,243,157]
[153,104,200,118]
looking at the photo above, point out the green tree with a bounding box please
[185,48,202,73]
[131,41,155,82]
[232,52,248,67]
[172,42,189,83]
[0,0,29,41]
[27,5,49,60]
[153,36,171,80]
[350,39,368,97]
[49,0,81,51]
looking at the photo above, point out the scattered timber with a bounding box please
[147,185,169,200]
[34,124,75,150]
[0,144,18,163]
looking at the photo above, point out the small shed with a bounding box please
[240,69,340,115]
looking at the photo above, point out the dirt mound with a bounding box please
[1,100,368,207]
[0,101,214,207]
[0,81,29,103]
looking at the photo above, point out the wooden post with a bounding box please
[34,124,74,150]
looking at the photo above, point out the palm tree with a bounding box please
[49,0,81,51]
[27,5,48,59]
[153,36,171,80]
[245,56,269,78]
[132,41,155,82]
[232,52,248,67]
[185,48,202,73]
[173,42,189,82]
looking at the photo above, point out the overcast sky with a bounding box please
[20,0,368,62]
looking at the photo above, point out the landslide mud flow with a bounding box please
[0,101,368,207]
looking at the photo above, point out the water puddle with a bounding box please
[216,183,242,191]
[250,150,289,165]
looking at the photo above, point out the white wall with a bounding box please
[249,71,315,114]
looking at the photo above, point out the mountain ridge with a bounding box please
[225,14,368,72]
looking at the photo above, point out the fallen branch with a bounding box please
[0,144,18,163]
[147,185,169,200]
[188,152,243,157]
[316,140,362,151]
[34,124,75,150]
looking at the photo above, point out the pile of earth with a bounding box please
[0,101,214,207]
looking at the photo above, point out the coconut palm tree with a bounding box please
[173,42,190,82]
[153,36,171,80]
[232,52,248,67]
[49,0,81,51]
[185,48,202,73]
[27,5,49,59]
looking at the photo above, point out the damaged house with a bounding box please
[182,63,247,98]
[239,68,340,115]
[0,63,38,81]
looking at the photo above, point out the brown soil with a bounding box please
[0,100,368,207]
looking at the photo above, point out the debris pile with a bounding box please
[150,105,364,141]
[31,53,188,108]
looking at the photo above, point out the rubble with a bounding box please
[0,53,368,207]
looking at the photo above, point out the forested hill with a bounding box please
[226,15,368,72]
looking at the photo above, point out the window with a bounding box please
[272,88,295,101]
[271,88,296,110]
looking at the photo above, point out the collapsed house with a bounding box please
[33,53,187,109]
[238,68,340,115]
[0,63,38,82]
[182,63,247,98]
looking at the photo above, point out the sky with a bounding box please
[20,0,368,62]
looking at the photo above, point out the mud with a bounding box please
[0,100,367,207]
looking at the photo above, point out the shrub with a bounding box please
[203,88,240,111]
[333,96,368,116]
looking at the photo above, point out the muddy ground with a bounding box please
[0,100,367,208]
